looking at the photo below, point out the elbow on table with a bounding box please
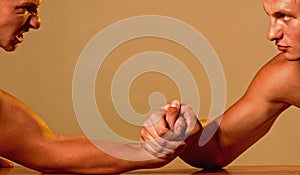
[185,155,233,170]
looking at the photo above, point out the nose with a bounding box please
[29,14,41,30]
[267,19,283,41]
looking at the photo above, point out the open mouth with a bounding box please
[15,33,24,43]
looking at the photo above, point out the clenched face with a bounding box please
[0,0,41,51]
[264,0,300,61]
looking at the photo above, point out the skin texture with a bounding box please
[0,0,186,174]
[0,91,186,174]
[140,0,300,169]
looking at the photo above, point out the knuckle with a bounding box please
[140,129,146,138]
[157,128,167,136]
[157,138,167,147]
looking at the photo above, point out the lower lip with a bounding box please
[12,38,20,45]
[10,38,21,48]
[277,46,289,51]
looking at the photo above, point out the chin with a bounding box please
[284,53,300,61]
[3,44,18,52]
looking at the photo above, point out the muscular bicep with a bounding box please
[218,55,292,157]
[220,95,286,146]
[0,90,55,163]
[179,54,295,167]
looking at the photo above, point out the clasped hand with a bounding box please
[140,100,201,160]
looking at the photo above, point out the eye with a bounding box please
[277,13,293,22]
[282,14,292,21]
[273,11,294,22]
[16,6,29,15]
[16,5,37,15]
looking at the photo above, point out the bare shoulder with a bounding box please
[0,89,7,116]
[0,90,2,109]
[246,53,300,107]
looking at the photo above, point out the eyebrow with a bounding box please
[264,7,294,17]
[19,1,40,10]
[20,0,40,7]
[274,10,295,17]
[16,1,39,14]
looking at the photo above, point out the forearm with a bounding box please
[27,135,163,174]
[178,112,266,168]
[3,132,164,174]
[0,90,166,174]
[1,130,165,174]
[179,97,289,169]
[179,119,228,169]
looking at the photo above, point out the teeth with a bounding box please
[16,33,24,42]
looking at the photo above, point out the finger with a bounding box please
[156,134,186,150]
[142,137,186,159]
[141,128,187,159]
[141,108,168,140]
[141,128,186,155]
[154,118,169,137]
[142,141,164,158]
[180,104,202,136]
[158,139,187,159]
[140,122,169,150]
[173,116,187,140]
[165,100,181,129]
[157,142,187,160]
[0,157,13,168]
[141,129,182,152]
[160,120,186,141]
[140,126,153,143]
[141,137,175,158]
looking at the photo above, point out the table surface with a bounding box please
[1,165,300,175]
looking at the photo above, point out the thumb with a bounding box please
[165,100,181,129]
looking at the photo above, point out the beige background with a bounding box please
[0,0,299,166]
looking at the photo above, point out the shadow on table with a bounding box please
[192,169,230,175]
[0,166,231,175]
[124,167,230,175]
